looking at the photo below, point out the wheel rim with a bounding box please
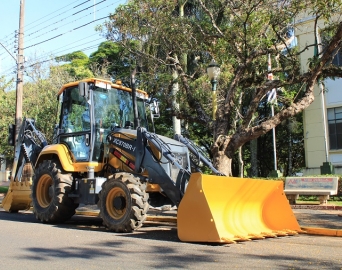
[106,187,127,219]
[36,174,53,208]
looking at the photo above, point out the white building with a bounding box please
[296,15,342,175]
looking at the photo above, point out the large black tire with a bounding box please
[98,173,149,232]
[31,160,78,223]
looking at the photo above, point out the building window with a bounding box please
[321,31,342,67]
[332,49,342,67]
[328,107,342,150]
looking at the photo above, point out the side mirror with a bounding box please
[149,98,160,119]
[78,82,89,98]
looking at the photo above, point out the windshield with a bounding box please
[93,87,148,129]
[58,85,148,162]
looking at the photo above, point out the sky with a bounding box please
[0,0,126,82]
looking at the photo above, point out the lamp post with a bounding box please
[207,59,221,120]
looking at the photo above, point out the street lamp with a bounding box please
[207,59,221,120]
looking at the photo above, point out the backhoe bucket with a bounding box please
[177,173,300,243]
[1,180,32,212]
[1,164,33,213]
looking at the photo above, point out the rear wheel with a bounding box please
[31,160,78,223]
[98,173,149,232]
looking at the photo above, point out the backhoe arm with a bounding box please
[2,118,48,212]
[11,118,48,182]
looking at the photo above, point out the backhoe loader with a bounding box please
[2,78,300,243]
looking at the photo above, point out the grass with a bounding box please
[0,186,8,194]
[297,200,342,206]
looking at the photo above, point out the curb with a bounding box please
[301,227,342,237]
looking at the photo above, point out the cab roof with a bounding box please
[57,78,149,99]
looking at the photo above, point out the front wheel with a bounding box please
[31,160,78,223]
[98,173,149,232]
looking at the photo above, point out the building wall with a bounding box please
[325,79,342,170]
[296,15,342,175]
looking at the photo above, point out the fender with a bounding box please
[36,144,102,173]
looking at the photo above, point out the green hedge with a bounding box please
[0,186,8,194]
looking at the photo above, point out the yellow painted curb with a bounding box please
[75,210,178,223]
[301,227,342,237]
[146,215,177,223]
[75,210,99,217]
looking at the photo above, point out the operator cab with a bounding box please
[56,79,149,162]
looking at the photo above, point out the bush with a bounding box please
[0,186,8,194]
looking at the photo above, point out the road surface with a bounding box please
[0,209,341,269]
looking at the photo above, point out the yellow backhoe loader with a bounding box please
[2,78,300,243]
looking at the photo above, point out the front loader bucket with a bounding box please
[1,180,32,212]
[177,173,300,243]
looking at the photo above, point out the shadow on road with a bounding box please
[0,209,180,243]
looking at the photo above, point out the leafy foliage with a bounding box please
[100,0,342,175]
[55,51,94,79]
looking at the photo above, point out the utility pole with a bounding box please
[15,0,25,142]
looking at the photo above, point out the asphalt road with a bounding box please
[0,209,341,270]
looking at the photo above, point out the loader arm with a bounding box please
[107,127,191,206]
[174,134,225,176]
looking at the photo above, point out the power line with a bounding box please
[25,0,85,32]
[74,0,92,9]
[25,1,94,37]
[4,43,105,81]
[24,16,109,50]
[0,1,84,61]
[1,0,124,77]
[0,0,84,43]
[73,0,106,15]
[2,0,120,56]
[1,34,104,76]
[22,0,118,54]
[3,0,91,60]
[0,37,105,77]
[24,1,113,45]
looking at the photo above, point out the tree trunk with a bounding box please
[171,56,181,135]
[250,139,258,177]
[212,150,233,176]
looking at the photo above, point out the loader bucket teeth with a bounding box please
[177,173,300,243]
[1,180,32,212]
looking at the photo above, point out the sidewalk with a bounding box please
[0,181,9,187]
[293,208,342,236]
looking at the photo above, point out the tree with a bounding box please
[0,57,76,165]
[0,87,16,162]
[55,51,94,79]
[101,0,342,175]
[89,41,133,83]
